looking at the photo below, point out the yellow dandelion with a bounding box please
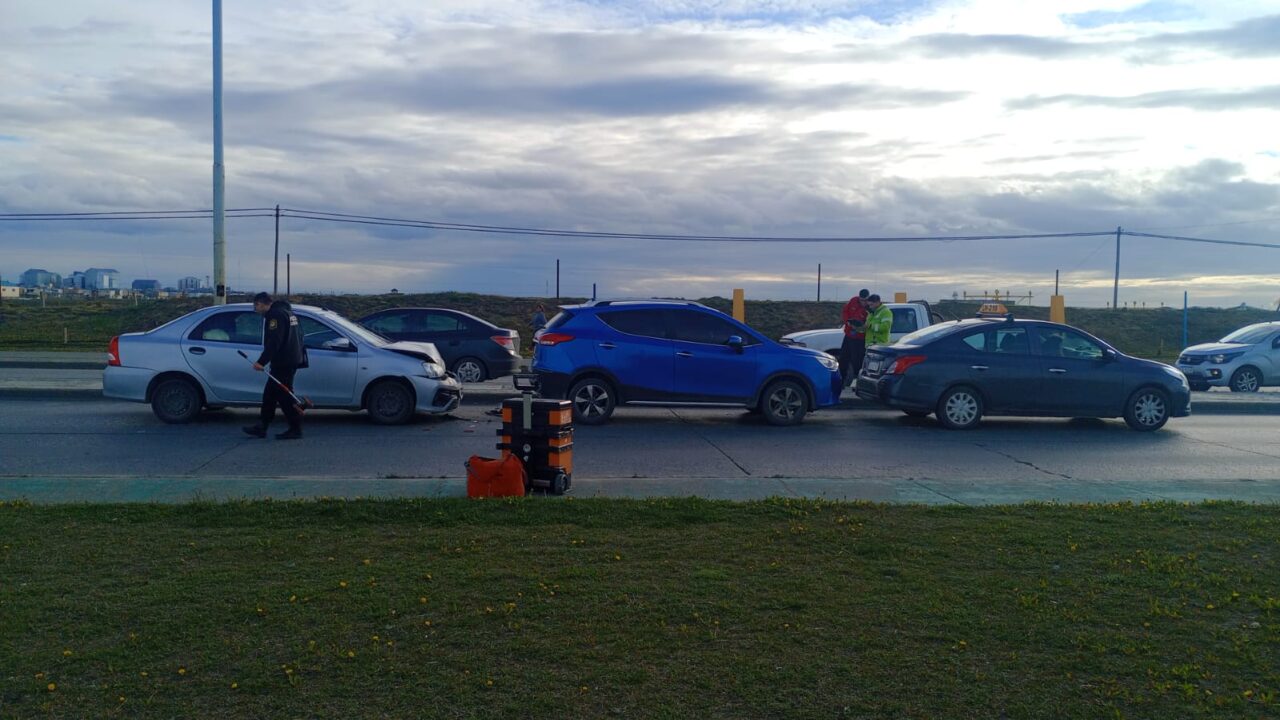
[62,649,72,657]
[178,667,187,676]
[339,580,348,588]
[362,559,372,565]
[34,672,44,679]
[231,682,239,690]
[1206,603,1215,610]
[347,650,355,658]
[580,686,589,693]
[289,595,297,603]
[308,640,317,649]
[118,696,125,703]
[613,554,621,561]
[1244,690,1253,698]
[419,596,428,604]
[424,620,432,626]
[47,683,56,692]
[486,679,494,687]
[372,635,380,641]
[140,671,148,677]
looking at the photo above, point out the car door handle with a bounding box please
[677,351,694,358]
[1049,368,1067,374]
[970,365,988,371]
[598,342,616,350]
[188,347,206,355]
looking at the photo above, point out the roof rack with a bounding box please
[589,299,707,308]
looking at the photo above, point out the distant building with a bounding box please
[0,286,20,300]
[132,279,162,293]
[84,268,120,290]
[20,268,62,288]
[63,271,87,290]
[177,276,203,292]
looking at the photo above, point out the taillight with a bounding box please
[107,336,121,367]
[490,334,515,350]
[885,355,926,374]
[537,333,575,346]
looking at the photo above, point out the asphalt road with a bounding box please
[4,396,1280,504]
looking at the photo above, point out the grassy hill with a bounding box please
[0,292,1273,361]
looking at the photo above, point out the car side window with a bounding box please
[1039,328,1103,360]
[364,312,410,334]
[960,328,1029,354]
[891,308,919,334]
[423,313,462,332]
[665,310,754,346]
[599,310,667,339]
[298,316,343,350]
[189,311,261,345]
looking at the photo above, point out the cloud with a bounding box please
[1007,85,1280,111]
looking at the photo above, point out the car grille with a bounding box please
[433,388,461,407]
[1178,355,1205,365]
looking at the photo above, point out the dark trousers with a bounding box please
[838,335,866,387]
[259,365,302,427]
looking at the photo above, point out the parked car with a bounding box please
[855,316,1190,431]
[1176,321,1280,392]
[358,308,521,383]
[104,304,462,424]
[532,300,842,426]
[780,301,941,356]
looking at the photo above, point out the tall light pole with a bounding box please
[212,0,227,304]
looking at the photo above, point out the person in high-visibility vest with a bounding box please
[864,294,893,347]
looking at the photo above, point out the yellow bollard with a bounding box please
[894,292,907,303]
[732,288,745,322]
[1050,295,1066,324]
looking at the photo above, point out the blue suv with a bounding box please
[532,300,842,426]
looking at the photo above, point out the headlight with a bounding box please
[421,361,443,378]
[817,355,839,371]
[1210,352,1243,364]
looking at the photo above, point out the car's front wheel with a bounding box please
[936,386,983,430]
[1230,366,1261,393]
[761,379,808,426]
[367,380,415,425]
[569,377,616,425]
[1124,387,1170,431]
[151,377,202,424]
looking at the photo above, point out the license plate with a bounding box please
[867,359,881,373]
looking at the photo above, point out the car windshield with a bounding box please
[1220,325,1274,345]
[896,320,965,346]
[317,311,389,346]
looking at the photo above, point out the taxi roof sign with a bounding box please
[976,302,1013,319]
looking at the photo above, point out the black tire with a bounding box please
[569,377,616,425]
[1188,382,1210,392]
[903,410,930,418]
[150,377,202,424]
[1124,387,1170,432]
[366,380,415,425]
[451,357,487,384]
[761,379,809,427]
[550,472,568,496]
[936,386,983,430]
[1230,366,1261,393]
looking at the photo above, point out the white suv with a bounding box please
[1176,321,1280,392]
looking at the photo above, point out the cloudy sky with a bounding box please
[2,0,1279,308]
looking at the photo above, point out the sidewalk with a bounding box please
[1,350,1277,413]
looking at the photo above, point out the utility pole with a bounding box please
[555,259,560,300]
[1112,226,1121,311]
[286,253,291,296]
[817,263,822,302]
[1054,269,1059,296]
[211,0,227,305]
[273,204,280,294]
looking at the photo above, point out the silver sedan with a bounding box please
[104,303,462,424]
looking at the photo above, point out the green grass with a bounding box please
[1,498,1277,718]
[0,292,1274,359]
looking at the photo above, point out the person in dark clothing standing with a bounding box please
[839,288,870,388]
[242,292,308,440]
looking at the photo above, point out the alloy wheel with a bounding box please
[573,383,610,419]
[455,360,484,383]
[768,386,803,421]
[1233,369,1260,393]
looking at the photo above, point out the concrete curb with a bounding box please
[0,361,105,370]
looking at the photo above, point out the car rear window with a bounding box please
[544,310,574,331]
[897,321,963,346]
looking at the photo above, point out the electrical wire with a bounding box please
[1123,230,1280,250]
[0,208,273,218]
[0,214,275,221]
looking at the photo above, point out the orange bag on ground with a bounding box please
[465,454,527,498]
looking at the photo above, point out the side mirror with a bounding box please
[323,337,354,351]
[727,335,744,354]
[1103,348,1119,362]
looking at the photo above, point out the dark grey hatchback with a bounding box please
[358,308,521,383]
[855,318,1191,431]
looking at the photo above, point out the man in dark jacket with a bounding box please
[839,288,870,388]
[242,292,309,439]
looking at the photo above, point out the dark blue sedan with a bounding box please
[855,317,1190,431]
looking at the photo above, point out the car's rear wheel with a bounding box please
[367,380,415,425]
[452,357,487,384]
[151,377,202,424]
[569,377,616,425]
[936,386,982,430]
[1230,366,1261,393]
[761,379,808,426]
[1124,387,1170,431]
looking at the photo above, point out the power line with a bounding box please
[0,213,275,221]
[0,208,272,218]
[1123,230,1280,250]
